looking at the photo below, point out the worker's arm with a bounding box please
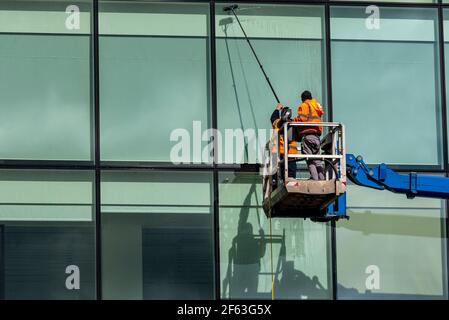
[270,104,283,125]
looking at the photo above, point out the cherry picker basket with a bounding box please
[262,122,347,219]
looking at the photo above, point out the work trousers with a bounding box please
[301,134,325,180]
[280,157,297,179]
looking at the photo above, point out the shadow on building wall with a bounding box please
[222,184,329,299]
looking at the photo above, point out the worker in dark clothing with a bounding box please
[294,91,325,181]
[270,103,297,179]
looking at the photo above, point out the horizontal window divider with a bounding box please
[219,205,263,208]
[378,165,444,173]
[216,163,444,173]
[0,161,442,173]
[215,0,328,5]
[100,161,215,171]
[0,202,92,207]
[347,206,443,210]
[0,160,94,170]
[99,34,207,39]
[329,1,440,8]
[332,39,438,44]
[215,0,440,8]
[215,164,261,172]
[102,203,211,208]
[215,36,323,41]
[0,32,91,37]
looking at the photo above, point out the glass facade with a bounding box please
[219,172,332,299]
[0,0,93,160]
[337,182,447,299]
[0,0,448,300]
[0,170,96,299]
[99,1,211,162]
[331,6,443,167]
[216,4,326,163]
[101,171,214,299]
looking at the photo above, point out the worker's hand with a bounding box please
[276,103,283,110]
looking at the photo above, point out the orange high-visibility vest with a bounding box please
[294,98,324,137]
[271,119,297,155]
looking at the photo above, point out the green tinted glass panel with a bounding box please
[0,170,95,299]
[336,183,447,299]
[219,172,332,299]
[0,1,92,160]
[331,7,442,166]
[216,4,326,164]
[99,2,210,162]
[101,170,214,300]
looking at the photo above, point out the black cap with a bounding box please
[301,90,312,102]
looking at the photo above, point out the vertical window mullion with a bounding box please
[93,0,102,300]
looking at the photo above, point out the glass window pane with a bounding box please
[0,0,92,160]
[0,170,96,299]
[101,170,214,299]
[331,7,442,166]
[336,182,447,299]
[216,4,326,164]
[219,172,332,299]
[99,1,210,162]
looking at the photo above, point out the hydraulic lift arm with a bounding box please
[346,154,449,199]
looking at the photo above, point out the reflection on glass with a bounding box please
[0,0,92,160]
[216,4,326,164]
[336,183,447,299]
[99,1,210,162]
[331,7,442,166]
[0,170,96,299]
[101,171,215,300]
[219,172,331,299]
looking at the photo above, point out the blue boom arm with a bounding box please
[346,154,449,199]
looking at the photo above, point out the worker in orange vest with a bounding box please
[294,90,325,180]
[270,103,297,178]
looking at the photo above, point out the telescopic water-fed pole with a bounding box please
[223,6,280,301]
[223,4,281,104]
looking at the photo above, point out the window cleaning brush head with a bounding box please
[223,4,238,12]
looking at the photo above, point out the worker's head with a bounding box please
[301,90,312,102]
[239,222,253,235]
